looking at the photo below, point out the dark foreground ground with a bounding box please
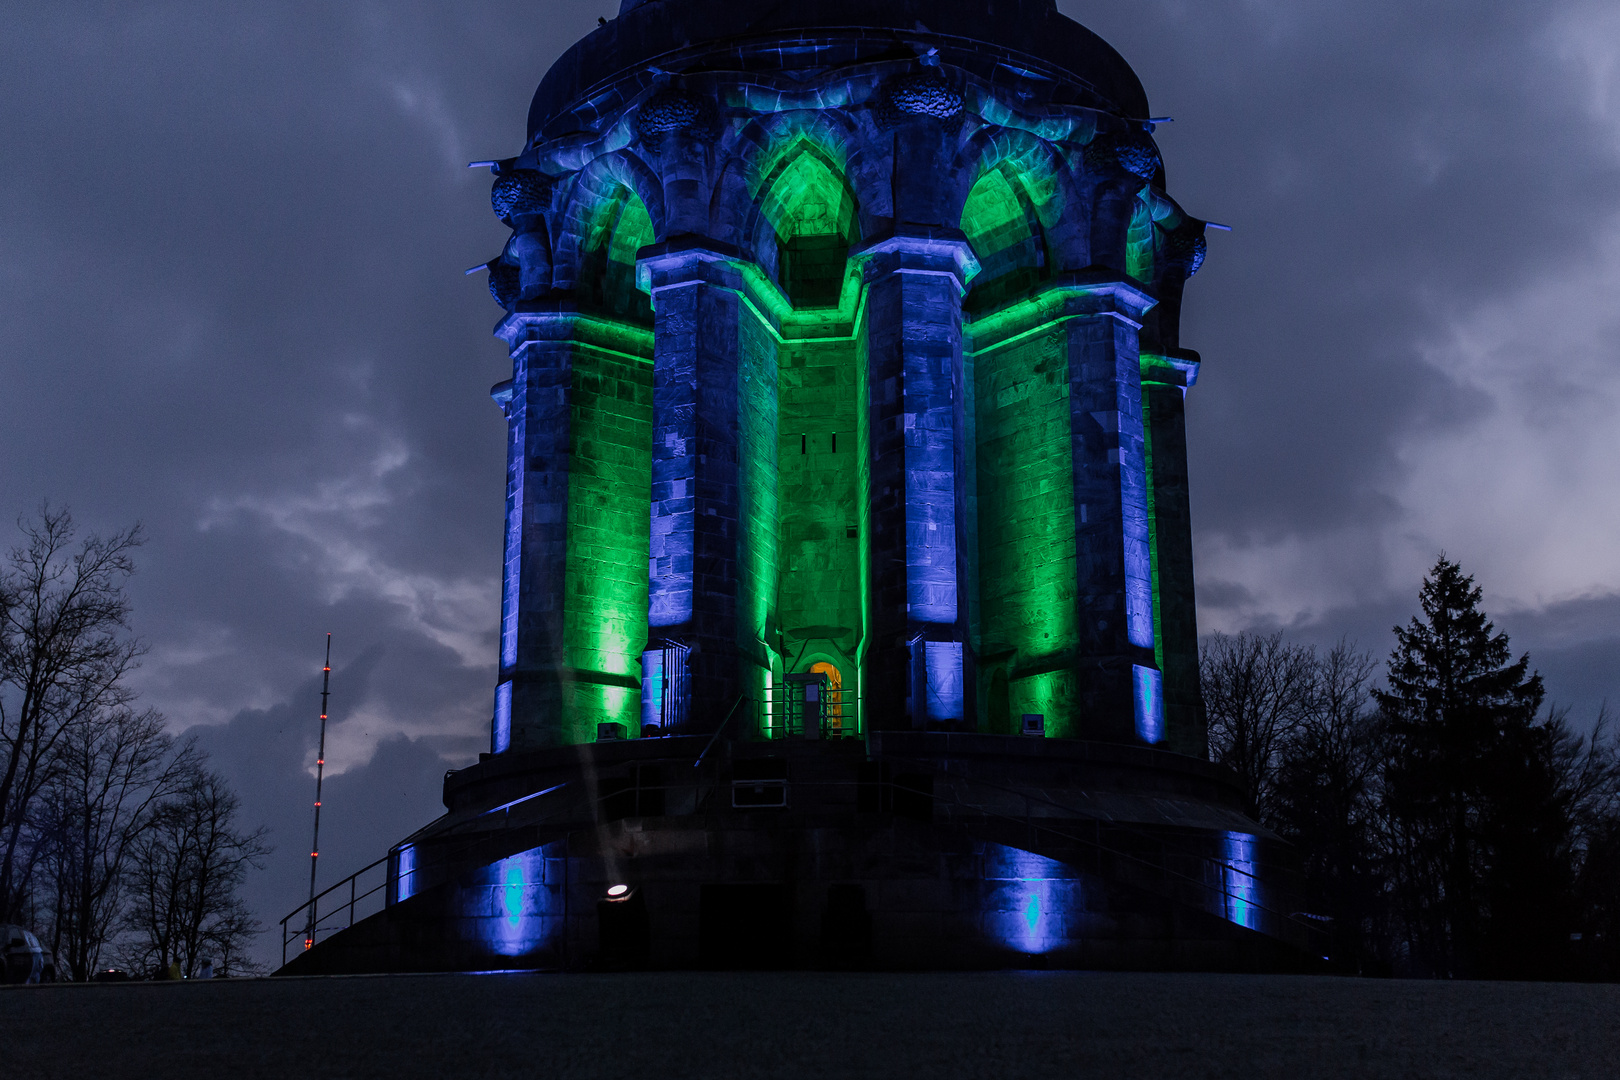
[3,971,1617,1079]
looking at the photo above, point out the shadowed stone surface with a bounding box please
[4,972,1618,1079]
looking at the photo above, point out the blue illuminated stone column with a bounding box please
[1142,351,1204,757]
[1061,275,1163,744]
[637,240,776,734]
[856,229,980,730]
[491,307,576,752]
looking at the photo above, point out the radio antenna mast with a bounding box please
[304,634,332,950]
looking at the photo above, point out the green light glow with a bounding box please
[963,168,1084,738]
[961,166,1049,312]
[562,341,653,742]
[739,302,780,715]
[1126,200,1155,285]
[756,139,859,308]
[579,190,654,325]
[1143,395,1164,672]
[974,319,1080,738]
[751,140,864,736]
[558,190,656,743]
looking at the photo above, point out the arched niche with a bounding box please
[784,650,856,737]
[960,166,1050,313]
[753,141,859,309]
[575,186,655,325]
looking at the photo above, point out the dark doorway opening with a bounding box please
[820,883,872,968]
[597,888,650,969]
[699,883,793,969]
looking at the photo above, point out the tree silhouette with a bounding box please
[1375,555,1548,977]
[0,505,144,923]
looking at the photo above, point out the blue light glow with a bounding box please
[640,647,664,731]
[463,844,562,959]
[984,843,1077,955]
[501,469,521,669]
[1132,664,1163,744]
[395,844,417,903]
[493,680,513,753]
[502,861,525,928]
[925,640,965,722]
[1223,832,1260,931]
[484,782,566,817]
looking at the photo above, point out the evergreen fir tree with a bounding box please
[1375,556,1548,977]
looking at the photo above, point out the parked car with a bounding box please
[1,925,45,984]
[91,967,132,982]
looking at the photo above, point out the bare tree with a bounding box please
[43,708,198,980]
[1545,704,1620,853]
[1272,640,1384,969]
[122,765,269,978]
[0,505,144,921]
[1200,631,1319,825]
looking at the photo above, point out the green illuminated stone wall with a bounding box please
[755,141,858,309]
[549,187,658,744]
[560,346,654,744]
[974,325,1081,736]
[489,44,1212,755]
[776,337,861,677]
[738,304,781,729]
[576,193,654,326]
[961,167,1049,314]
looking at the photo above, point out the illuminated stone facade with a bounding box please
[278,0,1320,977]
[486,0,1208,758]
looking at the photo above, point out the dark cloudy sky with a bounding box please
[3,0,1617,968]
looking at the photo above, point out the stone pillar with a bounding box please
[1063,274,1163,744]
[490,305,655,751]
[1142,352,1205,758]
[855,229,980,730]
[637,240,776,734]
[492,309,576,753]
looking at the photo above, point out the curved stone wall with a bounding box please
[481,2,1209,760]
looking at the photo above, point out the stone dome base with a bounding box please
[277,734,1323,975]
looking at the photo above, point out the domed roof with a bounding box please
[528,0,1148,141]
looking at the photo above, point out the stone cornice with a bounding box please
[635,236,869,344]
[495,302,655,365]
[965,270,1157,355]
[851,227,982,295]
[1140,349,1201,390]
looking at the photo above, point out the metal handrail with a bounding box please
[279,855,390,965]
[760,686,859,739]
[695,694,748,768]
[279,782,584,965]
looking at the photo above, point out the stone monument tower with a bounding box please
[279,0,1321,974]
[487,0,1206,759]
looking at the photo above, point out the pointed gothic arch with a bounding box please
[960,164,1051,312]
[743,138,861,308]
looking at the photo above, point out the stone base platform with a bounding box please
[278,733,1324,975]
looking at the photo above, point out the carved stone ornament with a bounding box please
[634,89,717,142]
[491,170,551,226]
[1164,231,1207,277]
[880,72,966,124]
[487,260,522,309]
[1083,131,1161,180]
